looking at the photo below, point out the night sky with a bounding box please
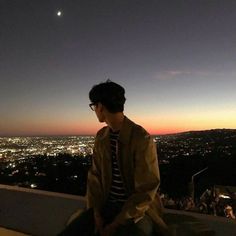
[1,0,236,136]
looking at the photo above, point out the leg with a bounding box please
[135,215,154,235]
[114,215,154,236]
[57,208,95,236]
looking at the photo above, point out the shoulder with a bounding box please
[94,126,109,144]
[96,126,108,137]
[129,119,152,143]
[128,120,156,155]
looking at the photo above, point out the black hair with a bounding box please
[89,80,126,113]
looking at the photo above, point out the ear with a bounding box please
[98,103,108,114]
[97,102,103,112]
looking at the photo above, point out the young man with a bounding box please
[59,81,169,236]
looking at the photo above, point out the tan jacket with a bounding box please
[87,116,169,234]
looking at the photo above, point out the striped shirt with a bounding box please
[108,129,127,203]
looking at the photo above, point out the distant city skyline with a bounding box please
[1,1,236,136]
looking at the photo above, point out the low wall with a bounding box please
[0,184,86,235]
[0,185,235,236]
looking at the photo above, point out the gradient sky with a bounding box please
[1,0,236,136]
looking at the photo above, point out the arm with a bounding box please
[87,136,107,233]
[86,137,104,215]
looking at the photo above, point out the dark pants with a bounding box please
[58,202,154,236]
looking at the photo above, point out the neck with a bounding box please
[105,113,125,132]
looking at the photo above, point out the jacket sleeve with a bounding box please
[114,132,160,225]
[86,136,104,214]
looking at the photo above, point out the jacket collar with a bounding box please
[99,116,134,144]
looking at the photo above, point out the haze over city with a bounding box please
[1,0,236,136]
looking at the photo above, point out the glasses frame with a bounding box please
[89,103,97,111]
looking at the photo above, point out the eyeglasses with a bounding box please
[89,103,97,111]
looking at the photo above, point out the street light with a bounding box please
[190,167,208,201]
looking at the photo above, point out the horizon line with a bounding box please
[1,128,236,138]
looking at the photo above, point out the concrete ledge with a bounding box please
[0,184,86,236]
[164,213,215,236]
[164,209,236,236]
[0,185,235,236]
